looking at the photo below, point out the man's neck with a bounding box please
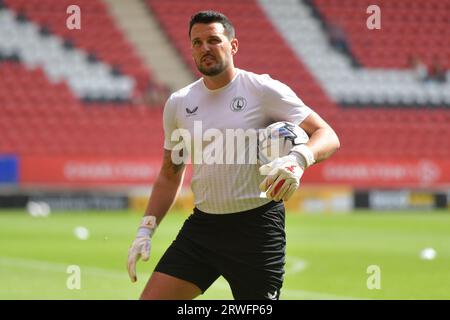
[203,67,237,90]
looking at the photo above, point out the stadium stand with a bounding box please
[3,0,151,95]
[0,8,134,101]
[0,58,164,157]
[313,0,450,70]
[0,3,164,158]
[259,0,450,107]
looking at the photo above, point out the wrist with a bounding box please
[287,153,307,170]
[136,216,157,238]
[136,227,153,238]
[289,144,315,169]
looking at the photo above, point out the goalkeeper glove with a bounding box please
[259,145,315,202]
[127,216,157,282]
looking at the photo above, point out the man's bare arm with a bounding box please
[143,149,186,225]
[127,149,185,282]
[300,111,340,164]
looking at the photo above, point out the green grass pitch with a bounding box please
[0,209,449,300]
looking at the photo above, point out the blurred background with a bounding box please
[0,0,449,299]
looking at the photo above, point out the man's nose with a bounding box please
[199,42,211,53]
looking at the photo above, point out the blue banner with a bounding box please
[0,155,18,184]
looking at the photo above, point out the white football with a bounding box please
[259,121,309,164]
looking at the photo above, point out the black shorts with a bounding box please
[154,201,286,300]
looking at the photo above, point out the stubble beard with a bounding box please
[197,59,227,77]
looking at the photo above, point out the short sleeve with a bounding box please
[262,76,312,125]
[163,95,178,150]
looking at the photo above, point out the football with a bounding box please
[258,121,309,164]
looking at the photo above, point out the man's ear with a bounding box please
[231,38,238,55]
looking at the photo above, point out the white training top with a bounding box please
[163,68,312,214]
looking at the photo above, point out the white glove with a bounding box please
[259,155,304,202]
[127,216,157,282]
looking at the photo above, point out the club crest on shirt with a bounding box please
[230,96,247,112]
[185,106,199,117]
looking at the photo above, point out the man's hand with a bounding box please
[259,155,304,202]
[127,216,157,282]
[127,236,151,282]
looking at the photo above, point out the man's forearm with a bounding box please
[127,150,185,283]
[144,169,185,225]
[299,112,340,165]
[306,127,340,164]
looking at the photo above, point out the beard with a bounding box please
[196,58,227,76]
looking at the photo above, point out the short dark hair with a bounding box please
[189,10,235,39]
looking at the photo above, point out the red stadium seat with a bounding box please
[4,0,152,92]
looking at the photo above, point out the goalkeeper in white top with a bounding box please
[127,10,340,300]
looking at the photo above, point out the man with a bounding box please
[127,10,340,300]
